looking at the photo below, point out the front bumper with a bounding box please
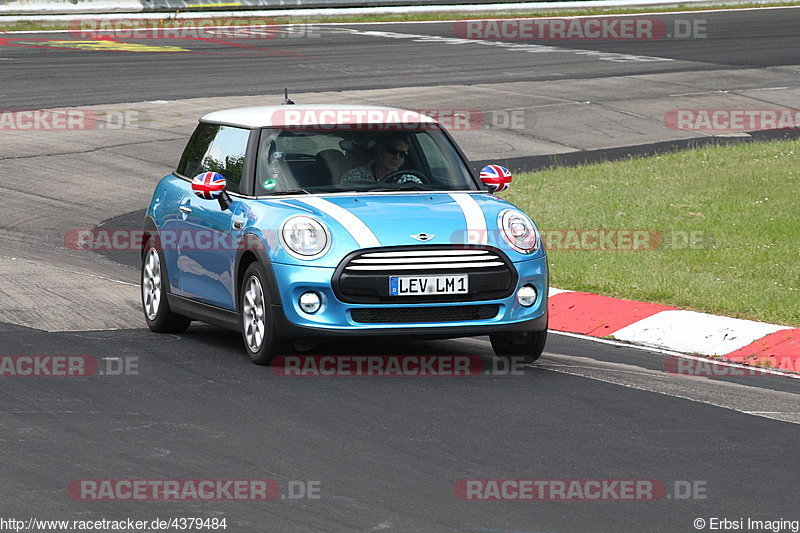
[270,256,548,339]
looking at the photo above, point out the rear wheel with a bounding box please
[240,263,284,365]
[141,244,191,333]
[490,329,547,364]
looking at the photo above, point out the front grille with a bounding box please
[351,305,500,324]
[334,246,516,304]
[345,249,506,271]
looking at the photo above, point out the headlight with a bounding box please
[498,209,539,253]
[280,215,330,259]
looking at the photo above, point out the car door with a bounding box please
[173,123,251,310]
[164,123,216,297]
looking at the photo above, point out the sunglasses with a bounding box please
[382,144,409,158]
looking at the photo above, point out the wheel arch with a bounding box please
[141,215,176,294]
[234,233,282,313]
[141,215,158,259]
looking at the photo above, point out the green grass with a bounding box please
[504,139,800,326]
[2,2,800,31]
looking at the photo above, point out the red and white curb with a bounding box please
[547,288,800,371]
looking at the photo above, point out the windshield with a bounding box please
[254,127,479,195]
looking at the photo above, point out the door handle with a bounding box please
[179,205,192,214]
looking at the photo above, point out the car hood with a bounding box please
[314,193,479,246]
[255,192,542,266]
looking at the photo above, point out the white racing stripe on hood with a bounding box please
[449,193,487,246]
[296,196,381,248]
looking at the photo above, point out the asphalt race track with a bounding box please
[1,7,799,532]
[2,8,800,108]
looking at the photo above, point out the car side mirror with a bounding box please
[191,171,232,211]
[217,190,232,211]
[479,165,512,193]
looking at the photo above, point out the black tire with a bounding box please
[490,329,547,364]
[141,240,191,334]
[239,263,285,365]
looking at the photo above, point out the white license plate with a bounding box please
[389,275,468,296]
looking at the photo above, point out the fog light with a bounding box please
[299,291,322,313]
[517,285,537,307]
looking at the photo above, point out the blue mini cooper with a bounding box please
[141,104,548,364]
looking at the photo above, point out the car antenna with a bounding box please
[282,88,295,105]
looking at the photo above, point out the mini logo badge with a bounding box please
[410,233,435,242]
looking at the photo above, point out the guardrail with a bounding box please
[143,0,541,8]
[0,0,560,15]
[0,0,764,16]
[0,1,141,14]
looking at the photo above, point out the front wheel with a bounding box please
[240,263,284,365]
[141,244,191,333]
[490,329,547,364]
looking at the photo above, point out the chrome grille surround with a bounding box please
[334,245,516,305]
[344,249,506,271]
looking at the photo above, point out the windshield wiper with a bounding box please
[264,188,312,196]
[397,184,436,191]
[361,185,437,192]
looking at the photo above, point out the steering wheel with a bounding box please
[379,169,429,184]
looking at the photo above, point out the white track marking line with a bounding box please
[451,338,800,424]
[343,28,673,63]
[549,330,800,378]
[454,333,800,379]
[539,354,800,424]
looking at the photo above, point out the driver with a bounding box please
[341,134,422,184]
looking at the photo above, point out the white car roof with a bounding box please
[201,105,439,129]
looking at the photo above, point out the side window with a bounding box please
[177,123,216,178]
[176,123,250,193]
